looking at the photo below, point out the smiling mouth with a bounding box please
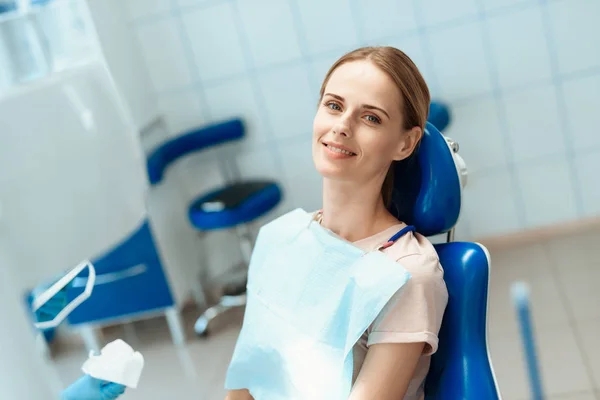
[323,143,357,156]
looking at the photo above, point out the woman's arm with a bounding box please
[225,389,254,400]
[348,342,424,400]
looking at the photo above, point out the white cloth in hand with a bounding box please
[82,339,144,389]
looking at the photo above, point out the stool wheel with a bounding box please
[194,315,210,337]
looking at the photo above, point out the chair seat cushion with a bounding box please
[189,180,282,230]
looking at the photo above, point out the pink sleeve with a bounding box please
[367,253,448,356]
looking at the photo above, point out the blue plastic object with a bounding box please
[147,118,245,185]
[0,0,53,13]
[189,182,282,230]
[34,283,69,323]
[66,220,174,325]
[389,122,461,237]
[385,225,416,244]
[32,280,69,333]
[0,2,15,13]
[428,101,451,132]
[425,242,500,399]
[24,288,64,342]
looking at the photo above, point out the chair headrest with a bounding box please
[388,122,461,237]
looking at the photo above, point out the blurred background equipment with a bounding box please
[146,118,283,336]
[0,243,74,399]
[428,100,452,132]
[0,0,176,396]
[26,260,130,400]
[31,261,96,332]
[1,0,599,398]
[512,282,546,400]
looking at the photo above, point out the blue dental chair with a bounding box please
[391,122,500,399]
[147,118,283,336]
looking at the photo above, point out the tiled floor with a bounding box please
[50,227,600,399]
[486,227,600,400]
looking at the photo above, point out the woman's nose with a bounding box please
[333,116,352,137]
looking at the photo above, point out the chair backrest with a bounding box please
[426,242,500,399]
[389,122,500,399]
[146,118,245,185]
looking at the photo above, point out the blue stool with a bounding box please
[389,122,500,398]
[147,118,283,336]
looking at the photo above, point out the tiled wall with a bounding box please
[125,0,600,240]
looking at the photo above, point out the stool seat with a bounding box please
[189,180,282,230]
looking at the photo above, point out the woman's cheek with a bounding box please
[313,111,333,136]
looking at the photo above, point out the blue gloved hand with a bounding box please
[61,375,126,400]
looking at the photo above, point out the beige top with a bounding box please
[350,223,448,400]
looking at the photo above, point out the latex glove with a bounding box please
[61,375,126,400]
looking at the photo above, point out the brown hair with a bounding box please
[318,46,430,207]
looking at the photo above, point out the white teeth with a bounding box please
[326,144,354,155]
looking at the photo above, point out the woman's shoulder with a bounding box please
[387,230,438,261]
[384,231,444,282]
[352,222,441,275]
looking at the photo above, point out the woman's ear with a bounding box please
[393,126,423,161]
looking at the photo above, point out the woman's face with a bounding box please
[312,60,414,185]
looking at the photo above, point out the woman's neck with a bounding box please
[320,178,400,242]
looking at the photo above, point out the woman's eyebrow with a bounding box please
[363,104,390,119]
[323,93,390,119]
[324,93,344,101]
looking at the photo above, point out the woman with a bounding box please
[227,46,448,400]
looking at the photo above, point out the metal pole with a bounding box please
[512,282,545,400]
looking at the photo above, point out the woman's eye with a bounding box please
[326,102,341,111]
[365,115,381,124]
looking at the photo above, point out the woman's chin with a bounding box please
[313,152,358,177]
[314,163,351,180]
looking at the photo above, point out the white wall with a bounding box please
[123,0,600,241]
[87,0,159,130]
